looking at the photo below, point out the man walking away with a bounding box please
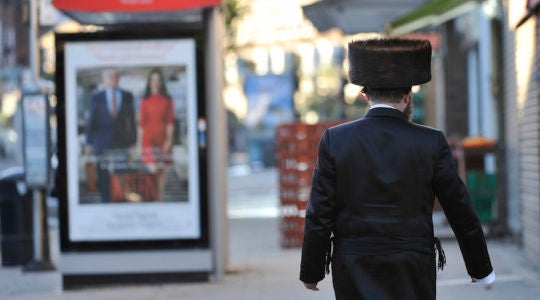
[300,38,494,300]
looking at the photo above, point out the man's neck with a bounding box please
[370,103,401,111]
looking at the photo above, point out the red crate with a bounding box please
[280,217,305,248]
[280,216,305,232]
[276,120,348,248]
[280,186,311,201]
[280,232,303,248]
[279,201,308,216]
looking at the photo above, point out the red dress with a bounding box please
[139,94,174,164]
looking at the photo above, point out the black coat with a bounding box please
[300,108,493,299]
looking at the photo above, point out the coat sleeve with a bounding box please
[300,129,336,283]
[432,131,493,279]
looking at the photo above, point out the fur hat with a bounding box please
[348,38,432,88]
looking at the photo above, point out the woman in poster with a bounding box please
[138,68,175,201]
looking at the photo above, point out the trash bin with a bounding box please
[466,171,497,222]
[0,166,33,266]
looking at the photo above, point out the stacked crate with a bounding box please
[276,121,344,248]
[466,171,497,222]
[460,144,498,223]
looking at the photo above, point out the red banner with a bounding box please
[53,0,221,12]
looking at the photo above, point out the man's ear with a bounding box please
[363,91,371,101]
[403,91,412,105]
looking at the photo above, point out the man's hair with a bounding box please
[363,87,411,103]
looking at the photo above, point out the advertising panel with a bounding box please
[63,39,200,241]
[243,74,295,166]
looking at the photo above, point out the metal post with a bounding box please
[206,6,228,282]
[32,189,43,262]
[23,0,54,271]
[467,49,480,137]
[24,187,54,271]
[477,7,497,174]
[434,53,446,133]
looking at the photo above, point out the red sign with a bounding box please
[53,0,221,12]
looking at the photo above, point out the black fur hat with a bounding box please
[348,38,432,88]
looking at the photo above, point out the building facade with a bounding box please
[503,0,540,267]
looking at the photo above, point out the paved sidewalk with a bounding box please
[1,218,540,300]
[2,167,540,299]
[0,218,335,300]
[436,237,540,300]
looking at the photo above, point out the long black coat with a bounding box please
[300,108,493,299]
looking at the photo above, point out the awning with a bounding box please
[386,0,480,36]
[52,0,221,26]
[512,0,540,28]
[302,0,431,34]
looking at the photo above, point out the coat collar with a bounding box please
[364,107,407,121]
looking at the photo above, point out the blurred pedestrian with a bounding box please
[137,68,175,201]
[300,38,494,299]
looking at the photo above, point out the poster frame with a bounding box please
[54,29,209,252]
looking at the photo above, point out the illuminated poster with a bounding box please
[64,39,199,241]
[244,74,295,166]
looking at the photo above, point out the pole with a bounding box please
[206,6,228,282]
[29,0,39,84]
[23,0,54,271]
[32,190,43,261]
[467,50,480,137]
[24,186,54,271]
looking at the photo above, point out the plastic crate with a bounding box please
[469,191,495,222]
[466,171,497,190]
[466,171,496,222]
[276,121,347,248]
[279,217,305,248]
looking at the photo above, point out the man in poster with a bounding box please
[85,68,137,202]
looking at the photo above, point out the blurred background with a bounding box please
[1,0,540,299]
